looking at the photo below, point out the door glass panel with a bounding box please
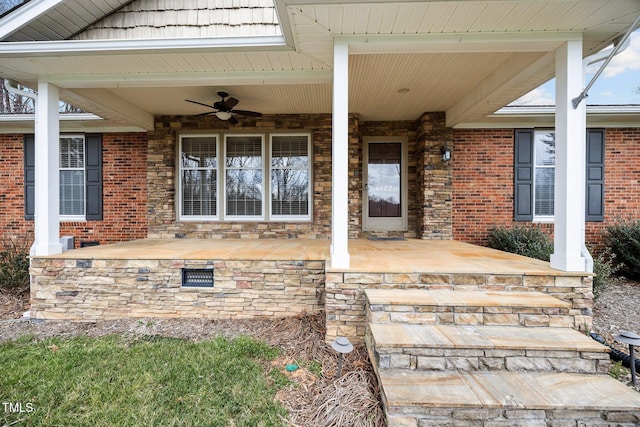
[368,143,401,218]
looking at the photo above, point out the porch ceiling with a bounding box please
[0,0,639,129]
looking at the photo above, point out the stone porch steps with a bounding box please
[381,370,640,426]
[367,324,610,373]
[364,289,640,426]
[366,289,574,327]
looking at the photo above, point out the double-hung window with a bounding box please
[181,135,218,218]
[225,135,264,219]
[59,136,86,219]
[514,129,605,222]
[533,131,555,220]
[24,133,102,221]
[270,134,311,219]
[178,133,312,222]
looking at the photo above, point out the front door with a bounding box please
[363,137,408,231]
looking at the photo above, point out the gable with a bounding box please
[73,0,282,41]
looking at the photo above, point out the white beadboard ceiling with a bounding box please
[0,0,639,129]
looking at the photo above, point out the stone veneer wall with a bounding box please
[416,112,453,239]
[30,257,325,320]
[146,113,452,240]
[148,113,368,239]
[325,272,592,343]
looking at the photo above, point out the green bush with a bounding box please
[0,233,32,294]
[487,225,553,261]
[591,247,621,300]
[604,220,640,280]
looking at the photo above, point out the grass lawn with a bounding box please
[0,334,289,426]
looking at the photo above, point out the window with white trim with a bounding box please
[533,130,555,220]
[178,133,312,221]
[270,134,311,219]
[181,136,218,218]
[59,135,85,218]
[225,135,264,219]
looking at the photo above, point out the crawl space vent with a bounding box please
[182,268,214,287]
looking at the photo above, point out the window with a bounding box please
[270,134,311,219]
[181,136,218,218]
[225,135,264,219]
[178,133,311,222]
[60,136,86,218]
[514,129,604,222]
[24,134,102,221]
[533,131,555,219]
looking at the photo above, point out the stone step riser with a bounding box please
[387,409,640,427]
[367,305,574,328]
[371,347,610,374]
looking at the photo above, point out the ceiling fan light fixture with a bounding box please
[215,111,232,120]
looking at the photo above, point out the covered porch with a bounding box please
[29,238,592,343]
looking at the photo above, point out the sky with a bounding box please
[513,30,640,106]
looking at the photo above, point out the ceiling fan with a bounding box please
[185,91,262,124]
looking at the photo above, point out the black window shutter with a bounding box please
[514,129,534,221]
[85,134,103,221]
[24,134,35,220]
[585,129,605,222]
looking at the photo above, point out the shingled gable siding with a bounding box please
[72,0,282,40]
[0,133,148,246]
[451,128,640,250]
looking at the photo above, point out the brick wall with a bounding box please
[451,128,640,250]
[0,134,31,236]
[0,132,148,246]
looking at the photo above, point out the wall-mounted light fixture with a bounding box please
[441,145,451,162]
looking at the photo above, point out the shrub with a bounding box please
[604,220,640,280]
[487,225,553,261]
[0,233,32,294]
[591,247,621,300]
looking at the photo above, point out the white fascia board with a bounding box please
[0,36,289,57]
[337,32,581,54]
[494,105,640,116]
[0,0,64,40]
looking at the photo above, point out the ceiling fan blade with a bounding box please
[185,99,215,109]
[231,109,262,117]
[195,112,214,117]
[221,97,239,110]
[228,115,239,124]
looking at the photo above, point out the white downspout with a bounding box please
[3,79,37,102]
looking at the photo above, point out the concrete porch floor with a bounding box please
[49,238,575,276]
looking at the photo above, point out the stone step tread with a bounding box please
[369,324,608,353]
[365,289,571,309]
[380,370,640,411]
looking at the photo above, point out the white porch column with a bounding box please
[550,39,586,272]
[33,81,62,256]
[330,42,351,269]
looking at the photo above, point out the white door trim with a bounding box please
[363,136,408,231]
